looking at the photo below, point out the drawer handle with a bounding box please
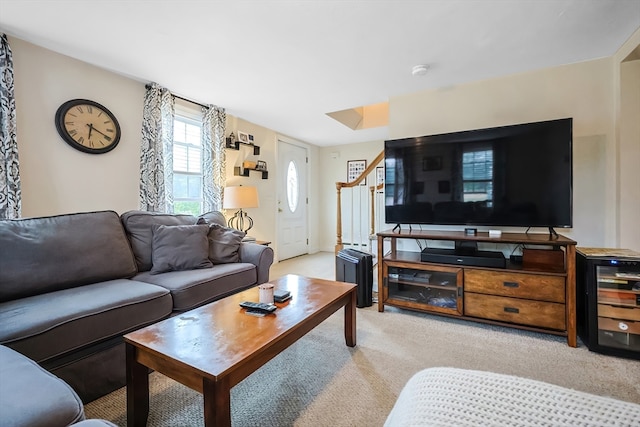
[503,281,519,288]
[504,307,520,314]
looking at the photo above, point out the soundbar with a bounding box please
[420,248,506,269]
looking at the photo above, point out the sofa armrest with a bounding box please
[239,243,274,284]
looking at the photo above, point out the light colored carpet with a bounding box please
[84,252,640,426]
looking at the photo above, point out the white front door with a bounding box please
[277,139,308,261]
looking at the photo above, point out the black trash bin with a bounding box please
[336,248,373,308]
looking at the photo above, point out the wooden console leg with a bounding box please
[566,244,577,347]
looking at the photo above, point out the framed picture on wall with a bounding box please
[347,160,367,185]
[376,166,384,187]
[237,131,249,143]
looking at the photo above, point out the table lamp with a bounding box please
[223,186,259,234]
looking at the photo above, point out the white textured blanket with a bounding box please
[385,367,640,427]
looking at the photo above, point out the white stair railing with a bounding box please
[335,151,384,256]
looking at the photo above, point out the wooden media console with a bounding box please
[377,229,578,347]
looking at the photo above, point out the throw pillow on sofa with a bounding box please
[150,224,213,274]
[197,211,227,226]
[207,224,245,264]
[121,210,198,272]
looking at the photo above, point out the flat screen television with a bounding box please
[384,118,573,228]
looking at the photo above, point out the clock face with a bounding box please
[55,99,121,154]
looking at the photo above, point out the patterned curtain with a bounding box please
[139,82,175,212]
[201,105,226,212]
[0,33,21,219]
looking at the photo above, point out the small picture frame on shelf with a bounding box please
[248,134,254,142]
[237,131,249,143]
[256,160,267,171]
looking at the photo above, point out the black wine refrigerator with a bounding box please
[576,248,640,360]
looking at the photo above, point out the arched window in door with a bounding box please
[286,160,299,212]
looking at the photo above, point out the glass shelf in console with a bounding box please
[385,263,463,316]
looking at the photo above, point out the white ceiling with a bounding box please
[1,0,639,147]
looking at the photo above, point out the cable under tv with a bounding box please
[420,247,506,269]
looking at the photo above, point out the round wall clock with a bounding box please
[55,99,121,154]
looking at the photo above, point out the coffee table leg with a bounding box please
[203,376,231,426]
[126,343,149,427]
[344,288,357,347]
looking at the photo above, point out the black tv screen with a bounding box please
[384,118,573,228]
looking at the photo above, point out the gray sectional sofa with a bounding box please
[0,209,274,403]
[0,344,117,427]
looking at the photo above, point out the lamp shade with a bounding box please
[223,186,259,209]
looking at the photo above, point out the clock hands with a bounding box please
[86,123,112,142]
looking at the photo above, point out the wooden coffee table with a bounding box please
[124,274,357,426]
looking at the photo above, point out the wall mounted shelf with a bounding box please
[234,166,268,179]
[225,137,260,155]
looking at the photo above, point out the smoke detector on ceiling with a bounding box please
[412,64,429,76]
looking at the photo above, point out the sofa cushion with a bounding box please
[120,210,197,272]
[207,223,246,264]
[0,345,85,427]
[133,263,257,312]
[0,211,138,303]
[198,210,227,226]
[150,224,213,274]
[0,279,172,363]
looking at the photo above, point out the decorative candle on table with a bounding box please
[258,284,274,304]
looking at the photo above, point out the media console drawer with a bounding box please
[465,269,565,303]
[464,293,566,330]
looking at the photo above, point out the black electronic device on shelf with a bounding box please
[420,247,506,269]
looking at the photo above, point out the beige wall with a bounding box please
[11,37,145,216]
[225,116,278,245]
[225,117,320,258]
[317,56,640,252]
[9,35,320,260]
[387,58,617,247]
[618,60,640,252]
[614,28,640,252]
[9,32,637,254]
[318,140,384,252]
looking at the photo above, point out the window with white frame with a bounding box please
[173,113,203,215]
[462,149,493,206]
